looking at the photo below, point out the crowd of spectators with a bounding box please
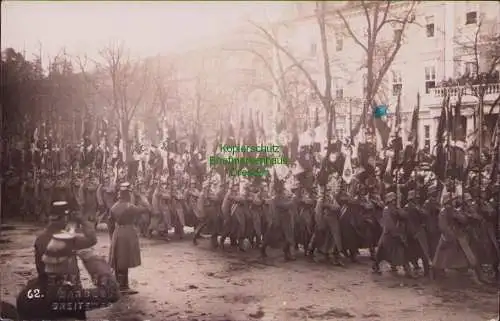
[438,69,500,88]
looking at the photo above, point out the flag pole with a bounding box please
[478,87,484,202]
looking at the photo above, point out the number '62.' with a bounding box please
[26,288,42,299]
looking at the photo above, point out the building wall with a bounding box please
[268,1,499,150]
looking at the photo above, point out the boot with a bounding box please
[117,270,128,291]
[120,270,138,295]
[372,262,382,274]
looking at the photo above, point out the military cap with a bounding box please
[49,201,69,220]
[385,192,396,203]
[407,190,416,200]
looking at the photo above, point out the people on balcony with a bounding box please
[436,70,499,91]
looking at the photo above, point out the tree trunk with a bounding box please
[120,118,130,163]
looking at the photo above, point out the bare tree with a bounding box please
[142,57,179,142]
[78,42,150,162]
[454,17,500,179]
[336,1,418,122]
[245,1,337,141]
[458,19,500,111]
[224,33,314,136]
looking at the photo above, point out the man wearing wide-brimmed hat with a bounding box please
[108,182,142,294]
[34,200,97,281]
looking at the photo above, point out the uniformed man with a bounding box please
[149,180,164,238]
[372,192,412,277]
[422,185,441,259]
[34,201,97,281]
[308,180,343,265]
[431,192,485,283]
[102,175,117,240]
[108,182,142,294]
[261,170,296,261]
[220,176,251,252]
[404,190,432,276]
[18,239,119,320]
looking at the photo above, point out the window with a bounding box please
[392,70,403,96]
[393,29,403,41]
[335,34,343,51]
[424,66,436,94]
[424,125,430,153]
[465,11,477,25]
[425,16,435,38]
[334,79,344,99]
[336,88,344,99]
[464,62,477,77]
[310,42,317,56]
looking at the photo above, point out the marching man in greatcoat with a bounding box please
[108,182,142,294]
[372,192,412,277]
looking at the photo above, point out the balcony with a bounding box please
[431,82,500,97]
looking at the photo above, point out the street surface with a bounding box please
[1,224,498,321]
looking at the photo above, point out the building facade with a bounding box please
[267,1,500,151]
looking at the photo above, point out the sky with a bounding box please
[1,1,288,64]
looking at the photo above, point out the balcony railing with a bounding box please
[431,82,500,97]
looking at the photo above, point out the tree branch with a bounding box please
[337,10,369,53]
[247,19,324,102]
[376,1,391,34]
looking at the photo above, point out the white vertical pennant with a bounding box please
[439,184,448,206]
[342,148,353,184]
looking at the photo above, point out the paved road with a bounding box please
[1,224,498,321]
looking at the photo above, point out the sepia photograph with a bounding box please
[1,1,499,321]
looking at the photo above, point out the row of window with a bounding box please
[329,61,481,100]
[310,10,479,56]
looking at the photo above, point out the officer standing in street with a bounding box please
[108,182,142,294]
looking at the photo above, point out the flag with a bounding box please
[389,93,403,169]
[433,95,450,181]
[372,101,391,151]
[225,123,236,146]
[342,147,353,184]
[245,112,258,157]
[111,129,123,168]
[289,125,299,163]
[168,122,178,154]
[80,117,94,169]
[95,119,108,170]
[32,128,41,169]
[448,94,467,181]
[439,183,448,206]
[407,93,420,154]
[213,123,223,154]
[402,93,420,180]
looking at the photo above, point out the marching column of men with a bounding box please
[3,135,498,316]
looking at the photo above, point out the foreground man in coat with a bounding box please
[34,201,97,280]
[108,182,142,294]
[18,203,119,320]
[17,243,120,320]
